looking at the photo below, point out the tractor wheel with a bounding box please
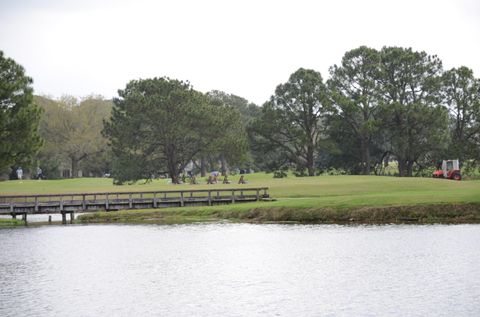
[453,173,461,181]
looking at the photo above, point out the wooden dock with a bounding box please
[0,187,269,223]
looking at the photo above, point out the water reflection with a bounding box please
[1,224,479,316]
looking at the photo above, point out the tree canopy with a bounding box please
[328,46,382,174]
[205,90,255,174]
[35,95,113,178]
[0,50,42,173]
[378,47,448,176]
[3,45,480,180]
[442,66,480,164]
[250,68,331,176]
[104,77,245,184]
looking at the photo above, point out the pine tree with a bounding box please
[0,50,42,172]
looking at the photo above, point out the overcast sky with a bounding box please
[1,0,479,105]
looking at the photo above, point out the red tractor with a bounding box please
[432,159,461,180]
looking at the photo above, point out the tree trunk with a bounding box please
[70,153,88,178]
[220,156,228,176]
[306,145,315,176]
[360,138,371,175]
[200,157,206,177]
[170,173,180,184]
[397,159,406,177]
[71,157,78,178]
[365,147,371,175]
[167,159,180,184]
[406,161,414,177]
[166,146,180,183]
[360,139,366,175]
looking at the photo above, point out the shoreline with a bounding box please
[74,202,480,225]
[3,203,480,228]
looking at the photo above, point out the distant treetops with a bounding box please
[251,46,479,177]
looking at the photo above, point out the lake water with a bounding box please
[1,224,479,316]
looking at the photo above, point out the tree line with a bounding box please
[251,46,480,177]
[1,46,479,182]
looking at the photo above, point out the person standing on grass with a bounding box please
[36,166,43,180]
[16,167,23,180]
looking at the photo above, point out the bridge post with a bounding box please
[11,213,16,219]
[34,196,39,212]
[153,193,158,208]
[70,212,75,224]
[106,194,109,210]
[129,194,133,208]
[22,213,27,222]
[61,211,67,224]
[231,190,235,203]
[82,194,86,210]
[208,191,212,206]
[256,189,260,201]
[180,192,184,207]
[60,196,64,211]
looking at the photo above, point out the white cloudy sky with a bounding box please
[1,0,479,104]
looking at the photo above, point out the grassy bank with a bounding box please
[76,200,480,224]
[1,174,480,224]
[0,218,25,227]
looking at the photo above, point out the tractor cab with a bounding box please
[432,159,461,180]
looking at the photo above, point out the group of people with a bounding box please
[177,171,247,185]
[204,173,247,185]
[15,167,43,180]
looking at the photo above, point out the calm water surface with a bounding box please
[1,223,479,316]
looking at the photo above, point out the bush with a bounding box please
[319,168,347,176]
[273,170,287,178]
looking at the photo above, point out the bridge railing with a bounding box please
[0,187,269,213]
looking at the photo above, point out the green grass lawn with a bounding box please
[1,173,479,205]
[1,173,480,223]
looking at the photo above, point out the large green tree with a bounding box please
[378,47,449,176]
[0,51,42,172]
[250,68,331,176]
[104,77,231,184]
[442,67,480,163]
[36,95,113,178]
[205,90,255,175]
[328,46,382,174]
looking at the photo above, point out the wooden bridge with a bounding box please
[0,187,269,223]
